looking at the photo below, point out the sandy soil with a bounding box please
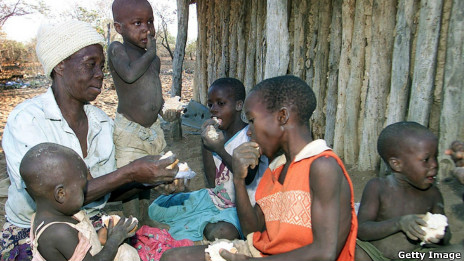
[0,57,463,246]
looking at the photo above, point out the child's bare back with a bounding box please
[358,174,443,258]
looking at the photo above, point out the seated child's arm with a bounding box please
[284,156,353,260]
[232,142,265,235]
[37,223,84,261]
[202,145,217,187]
[108,32,157,83]
[38,218,136,261]
[357,179,427,241]
[201,118,231,184]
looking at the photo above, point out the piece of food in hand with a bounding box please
[161,151,179,169]
[102,214,138,234]
[166,159,180,170]
[162,96,184,114]
[206,125,219,140]
[178,162,189,172]
[175,162,196,180]
[420,212,447,245]
[160,151,173,160]
[205,241,237,261]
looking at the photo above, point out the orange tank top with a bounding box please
[253,150,357,261]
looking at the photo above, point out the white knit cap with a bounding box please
[36,20,105,78]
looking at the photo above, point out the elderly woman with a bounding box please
[0,20,178,260]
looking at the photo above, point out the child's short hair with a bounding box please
[251,75,316,124]
[209,77,246,102]
[112,0,151,22]
[20,143,85,199]
[377,121,436,164]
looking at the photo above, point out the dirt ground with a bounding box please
[0,57,463,246]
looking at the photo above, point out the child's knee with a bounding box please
[203,221,240,241]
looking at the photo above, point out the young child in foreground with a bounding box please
[149,78,268,242]
[20,143,139,261]
[108,0,181,225]
[356,121,463,260]
[160,75,358,261]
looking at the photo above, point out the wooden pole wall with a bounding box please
[192,0,464,175]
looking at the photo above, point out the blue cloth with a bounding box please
[148,189,242,241]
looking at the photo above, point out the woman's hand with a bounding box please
[129,155,178,185]
[154,178,187,195]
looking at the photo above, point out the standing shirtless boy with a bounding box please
[108,0,179,225]
[356,121,462,260]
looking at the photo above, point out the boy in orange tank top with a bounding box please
[160,75,358,261]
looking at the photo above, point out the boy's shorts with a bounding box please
[356,239,432,261]
[113,112,166,167]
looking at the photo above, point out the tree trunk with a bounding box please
[255,0,266,83]
[107,23,111,47]
[244,0,257,92]
[171,0,189,97]
[333,0,355,157]
[430,0,452,134]
[311,0,331,139]
[438,0,464,179]
[291,0,307,79]
[160,19,174,59]
[212,0,222,80]
[343,0,368,165]
[206,0,216,87]
[385,0,416,125]
[236,0,246,83]
[358,0,396,171]
[305,0,319,89]
[194,0,208,104]
[228,0,239,79]
[407,0,443,125]
[264,0,289,79]
[218,0,230,77]
[325,0,342,148]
